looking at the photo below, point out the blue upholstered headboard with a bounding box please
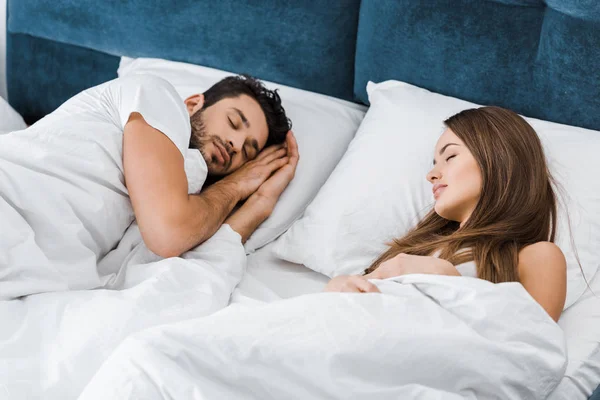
[6,0,361,123]
[354,0,600,132]
[7,0,600,131]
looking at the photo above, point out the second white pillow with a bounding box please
[273,80,600,309]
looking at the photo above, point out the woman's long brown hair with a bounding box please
[365,106,558,283]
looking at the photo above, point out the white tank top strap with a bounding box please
[432,249,478,278]
[453,261,478,278]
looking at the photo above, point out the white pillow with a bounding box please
[273,80,600,309]
[0,96,26,134]
[117,57,366,253]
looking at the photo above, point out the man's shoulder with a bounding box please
[112,74,177,94]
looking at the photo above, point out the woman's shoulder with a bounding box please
[518,241,566,276]
[518,241,564,259]
[516,241,567,322]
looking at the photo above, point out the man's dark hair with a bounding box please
[202,74,292,147]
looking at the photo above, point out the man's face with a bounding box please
[190,95,269,176]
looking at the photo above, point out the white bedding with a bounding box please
[235,241,329,302]
[550,269,600,399]
[0,74,597,399]
[78,274,567,400]
[0,224,246,399]
[1,225,597,399]
[242,245,600,400]
[213,244,600,400]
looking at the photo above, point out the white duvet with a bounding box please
[0,118,568,399]
[78,275,567,400]
[1,229,568,400]
[0,173,569,400]
[0,223,247,399]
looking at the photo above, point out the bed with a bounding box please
[3,0,600,399]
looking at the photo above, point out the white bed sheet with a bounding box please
[551,269,600,399]
[234,241,329,304]
[240,242,600,400]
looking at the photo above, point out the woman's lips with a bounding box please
[433,184,447,199]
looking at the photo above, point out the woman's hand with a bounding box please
[324,275,381,293]
[365,253,460,280]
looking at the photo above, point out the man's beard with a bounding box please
[189,110,231,173]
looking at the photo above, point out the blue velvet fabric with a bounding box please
[354,0,600,131]
[591,384,600,400]
[8,0,361,108]
[7,0,600,132]
[7,33,119,124]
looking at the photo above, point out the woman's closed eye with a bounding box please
[446,154,456,162]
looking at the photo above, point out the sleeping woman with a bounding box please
[325,106,567,322]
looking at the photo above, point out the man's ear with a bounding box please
[184,94,205,116]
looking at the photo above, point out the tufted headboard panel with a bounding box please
[6,0,361,123]
[354,0,600,131]
[6,1,600,130]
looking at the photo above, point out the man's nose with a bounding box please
[228,135,244,153]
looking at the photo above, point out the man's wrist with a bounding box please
[244,193,274,221]
[215,177,244,203]
[223,194,273,243]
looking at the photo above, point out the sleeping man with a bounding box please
[0,74,298,300]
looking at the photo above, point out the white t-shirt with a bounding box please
[0,74,207,299]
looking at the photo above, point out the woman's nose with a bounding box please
[427,168,440,183]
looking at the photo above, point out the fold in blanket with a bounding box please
[0,224,246,400]
[79,275,567,400]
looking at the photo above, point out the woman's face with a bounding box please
[427,128,482,225]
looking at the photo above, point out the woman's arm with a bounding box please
[518,241,567,322]
[364,253,461,280]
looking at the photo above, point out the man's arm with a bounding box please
[123,113,288,257]
[224,197,271,244]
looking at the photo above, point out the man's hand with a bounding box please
[221,136,292,200]
[365,253,460,280]
[251,131,299,214]
[224,131,299,242]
